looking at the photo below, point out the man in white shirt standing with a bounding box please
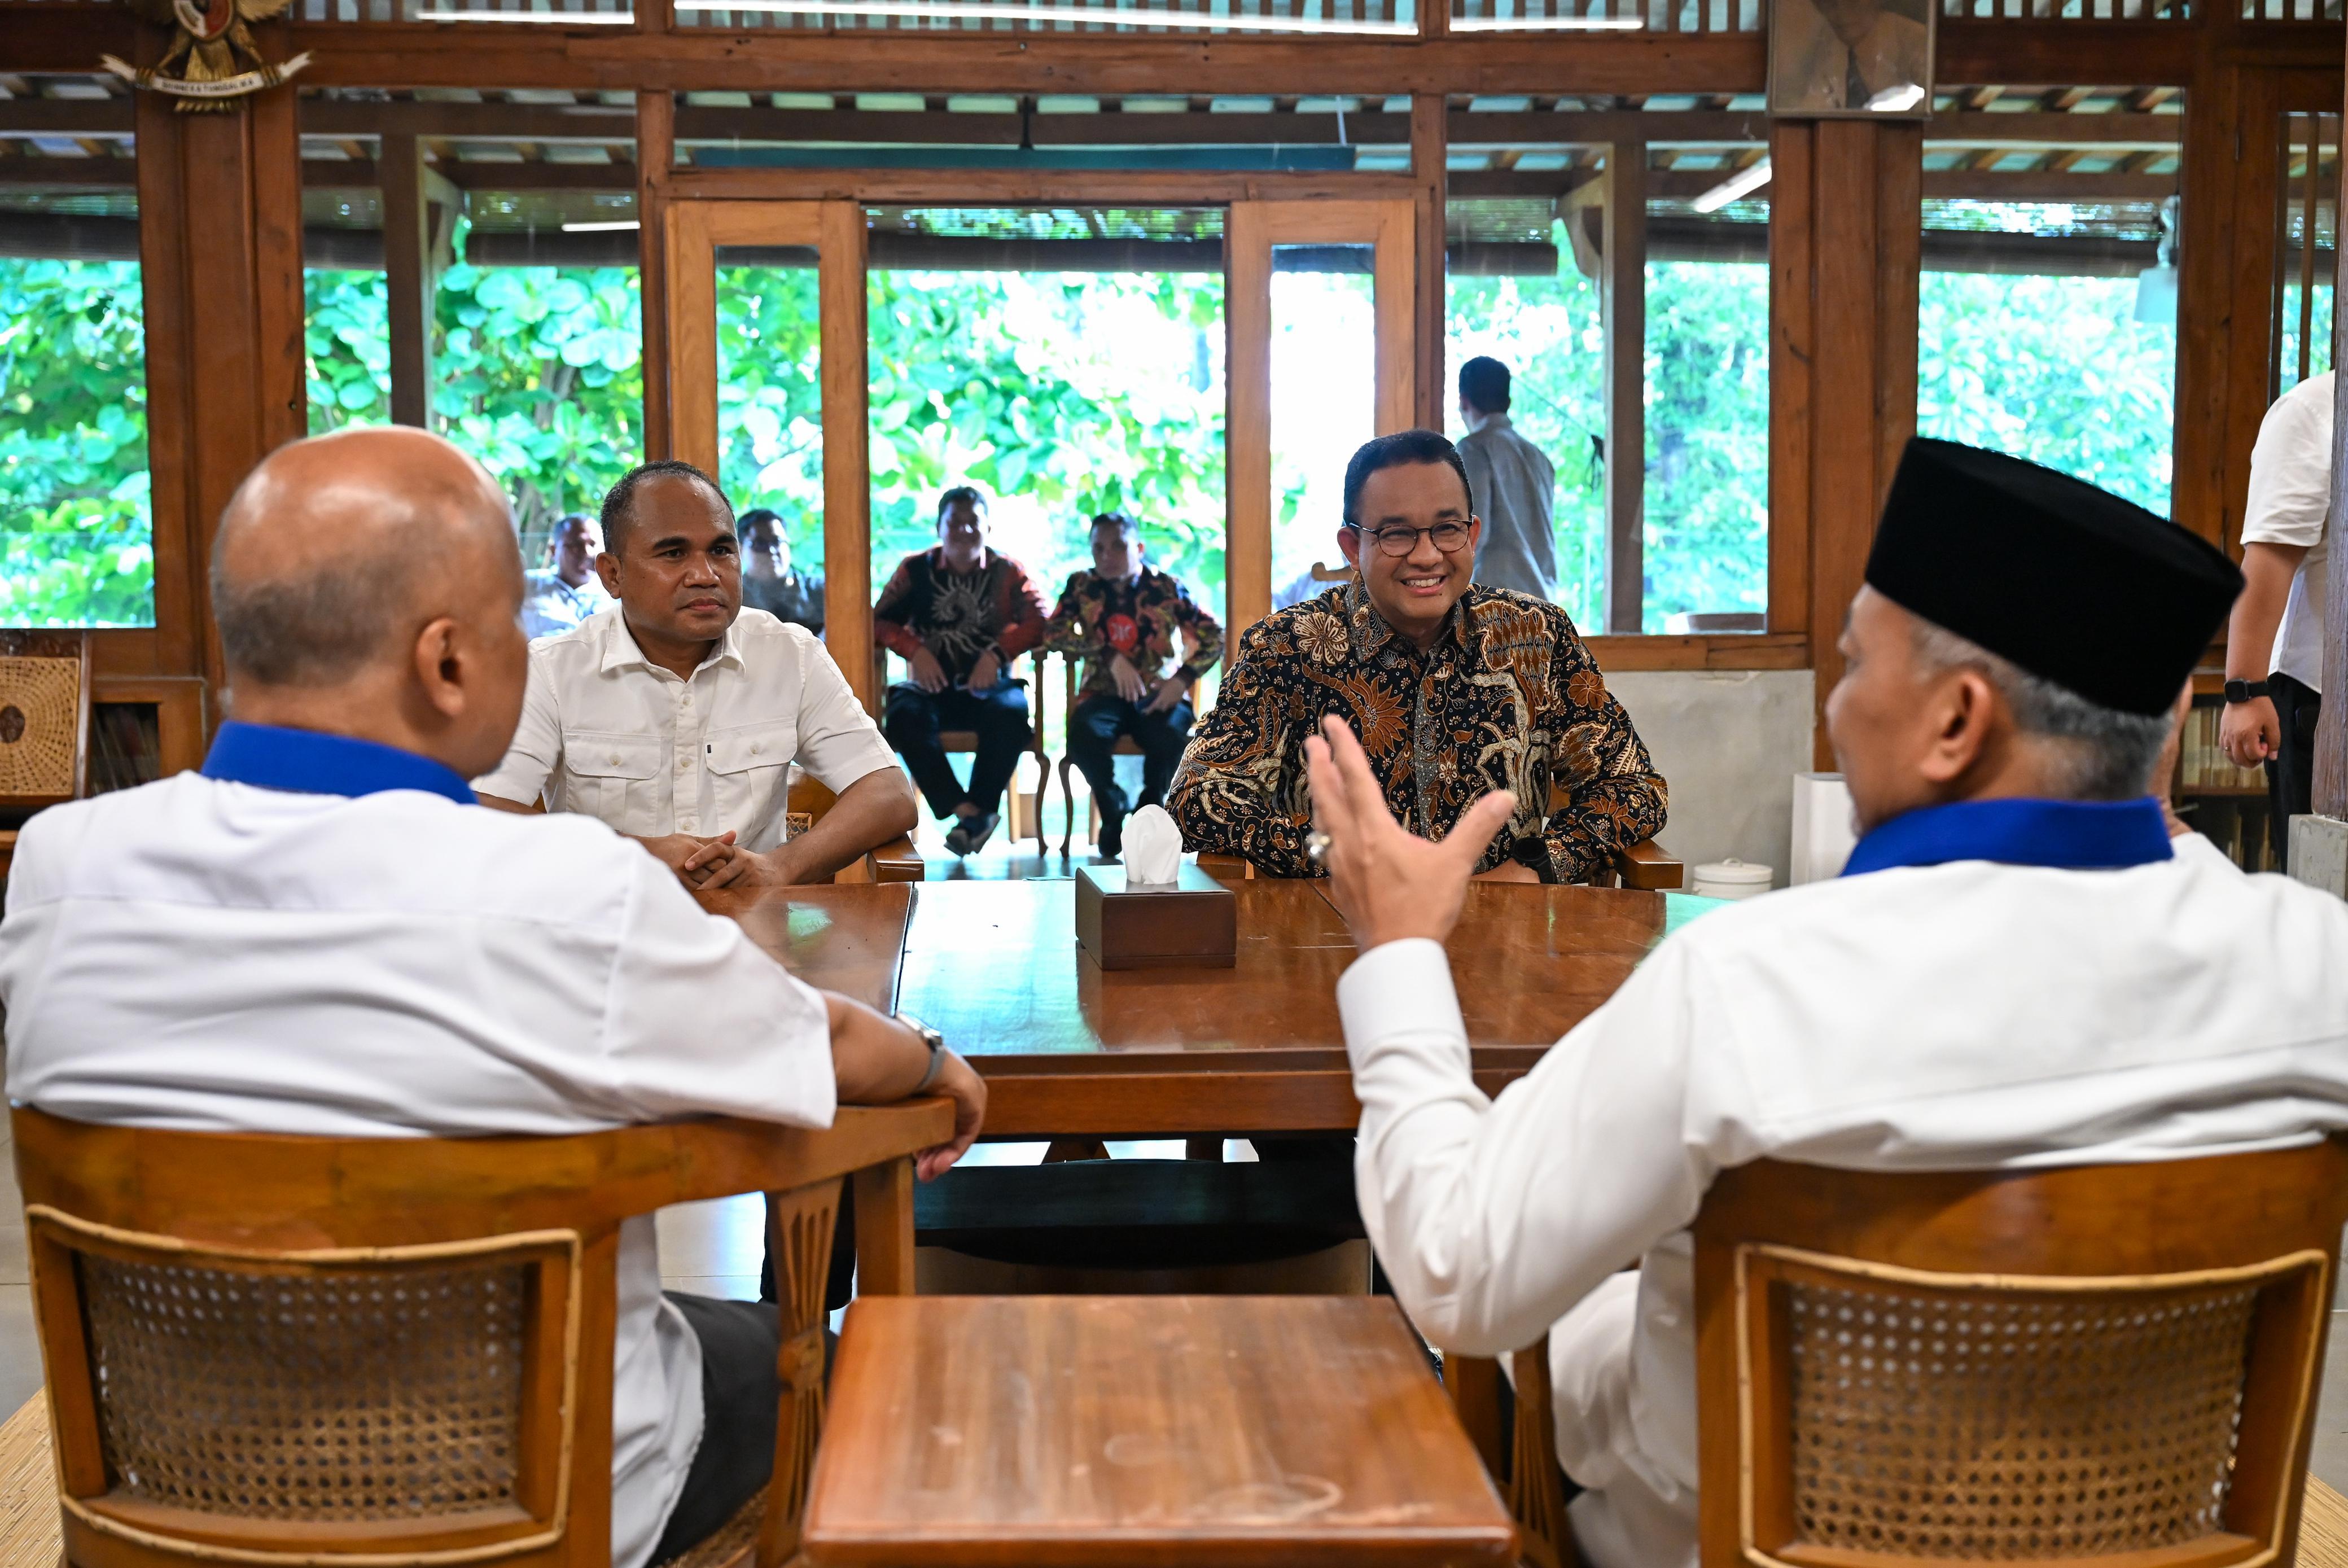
[520,510,614,639]
[2220,368,2329,870]
[1306,438,2348,1568]
[477,460,916,890]
[0,426,985,1568]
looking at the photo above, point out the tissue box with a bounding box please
[1074,863,1237,970]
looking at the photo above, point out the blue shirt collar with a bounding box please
[201,721,477,806]
[1842,796,2173,877]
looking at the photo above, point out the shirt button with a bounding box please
[607,752,621,765]
[751,743,763,755]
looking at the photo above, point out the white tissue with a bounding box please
[1123,805,1184,886]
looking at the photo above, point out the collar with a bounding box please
[1842,796,2174,877]
[201,721,476,805]
[597,607,743,677]
[928,545,996,577]
[1345,578,1469,662]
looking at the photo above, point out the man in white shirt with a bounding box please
[476,461,916,890]
[2220,369,2329,870]
[0,427,986,1568]
[521,511,614,639]
[1306,438,2348,1568]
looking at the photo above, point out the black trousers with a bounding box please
[882,681,1031,820]
[647,1294,785,1565]
[2267,671,2321,870]
[1064,694,1195,825]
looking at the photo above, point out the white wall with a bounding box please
[1607,669,1817,889]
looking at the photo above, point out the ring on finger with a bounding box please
[1305,829,1333,868]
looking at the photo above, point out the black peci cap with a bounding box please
[1864,439,2244,716]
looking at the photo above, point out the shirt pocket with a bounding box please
[564,732,664,832]
[707,720,796,846]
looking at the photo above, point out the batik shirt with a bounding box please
[872,548,1049,686]
[1041,565,1228,706]
[1167,582,1667,884]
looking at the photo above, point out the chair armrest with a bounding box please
[1613,839,1683,891]
[864,835,924,883]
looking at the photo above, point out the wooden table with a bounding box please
[704,876,1688,1139]
[803,1294,1518,1566]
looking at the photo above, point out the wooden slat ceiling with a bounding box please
[0,76,2215,218]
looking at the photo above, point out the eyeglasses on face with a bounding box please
[1346,519,1475,558]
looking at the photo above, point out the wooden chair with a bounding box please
[802,1294,1518,1567]
[13,1097,951,1568]
[785,768,923,883]
[1051,650,1199,859]
[1490,1140,2348,1568]
[0,629,94,884]
[873,648,1052,847]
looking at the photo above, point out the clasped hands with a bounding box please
[906,646,1005,695]
[1304,715,1525,953]
[642,830,798,892]
[1110,652,1186,713]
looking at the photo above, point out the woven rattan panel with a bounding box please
[1785,1278,2259,1557]
[80,1255,529,1520]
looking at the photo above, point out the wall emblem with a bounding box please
[100,0,312,112]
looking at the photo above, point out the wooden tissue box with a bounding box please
[1075,862,1238,971]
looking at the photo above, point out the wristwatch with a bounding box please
[2223,678,2272,704]
[896,1013,948,1093]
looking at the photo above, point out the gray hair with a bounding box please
[1909,619,2174,800]
[212,544,420,689]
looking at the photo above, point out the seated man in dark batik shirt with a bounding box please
[1041,511,1225,859]
[1170,429,1667,883]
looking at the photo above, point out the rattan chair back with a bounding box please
[12,1099,950,1568]
[1693,1141,2348,1568]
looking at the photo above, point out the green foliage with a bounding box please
[0,260,155,627]
[305,242,645,528]
[1918,271,2175,514]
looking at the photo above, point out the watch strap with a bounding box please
[897,1013,948,1093]
[2223,678,2272,704]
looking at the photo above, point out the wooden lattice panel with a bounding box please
[1784,1279,2257,1557]
[0,658,81,801]
[79,1255,529,1521]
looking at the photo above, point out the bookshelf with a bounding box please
[2175,695,2277,873]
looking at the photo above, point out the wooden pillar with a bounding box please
[637,89,675,460]
[2313,67,2348,823]
[1411,93,1448,432]
[1225,202,1272,640]
[2174,63,2276,558]
[1603,143,1646,635]
[1769,119,1922,767]
[379,132,437,430]
[137,71,306,703]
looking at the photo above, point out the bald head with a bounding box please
[213,427,518,689]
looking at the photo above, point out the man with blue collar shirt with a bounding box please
[0,427,985,1568]
[1304,438,2348,1568]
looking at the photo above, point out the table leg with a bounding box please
[852,1158,917,1296]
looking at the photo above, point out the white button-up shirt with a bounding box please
[2240,369,2332,693]
[1338,837,2348,1568]
[522,567,614,641]
[476,606,895,852]
[0,750,838,1568]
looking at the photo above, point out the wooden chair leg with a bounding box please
[756,1177,843,1568]
[1057,756,1077,860]
[1508,1334,1576,1568]
[852,1158,917,1297]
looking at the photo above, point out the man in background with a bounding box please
[1042,512,1224,859]
[1457,356,1559,603]
[874,485,1049,857]
[477,460,915,890]
[521,511,612,639]
[0,426,983,1568]
[738,507,825,635]
[2220,367,2329,870]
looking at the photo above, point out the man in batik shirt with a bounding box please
[1042,512,1226,858]
[1170,430,1666,883]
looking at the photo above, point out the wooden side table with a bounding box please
[804,1294,1517,1567]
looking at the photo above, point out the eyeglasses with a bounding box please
[1347,519,1475,558]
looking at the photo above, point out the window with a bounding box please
[0,74,154,628]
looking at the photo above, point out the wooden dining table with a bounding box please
[701,872,1711,1140]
